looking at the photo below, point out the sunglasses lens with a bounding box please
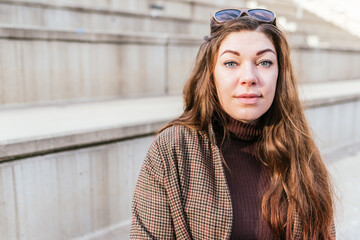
[214,9,241,22]
[248,9,275,22]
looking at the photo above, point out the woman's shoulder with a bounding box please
[154,124,208,147]
[144,125,204,172]
[157,124,197,138]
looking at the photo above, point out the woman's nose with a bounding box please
[239,63,257,86]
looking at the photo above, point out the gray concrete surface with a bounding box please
[0,96,183,161]
[328,150,360,240]
[0,135,153,240]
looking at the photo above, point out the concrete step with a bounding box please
[1,0,360,44]
[300,79,360,155]
[0,25,200,106]
[0,95,183,162]
[289,31,360,50]
[0,0,202,34]
[256,1,360,41]
[1,79,360,162]
[1,25,360,106]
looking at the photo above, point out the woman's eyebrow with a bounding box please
[220,49,276,57]
[220,49,240,56]
[256,48,276,56]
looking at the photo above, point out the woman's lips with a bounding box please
[235,93,261,104]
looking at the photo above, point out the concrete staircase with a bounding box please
[0,0,360,239]
[1,0,360,106]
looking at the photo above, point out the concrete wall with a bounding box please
[306,99,360,156]
[291,47,360,83]
[0,27,199,106]
[0,136,153,240]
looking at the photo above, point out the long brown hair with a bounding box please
[162,16,334,239]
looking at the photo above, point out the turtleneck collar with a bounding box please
[226,114,263,141]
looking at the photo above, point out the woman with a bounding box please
[131,8,335,240]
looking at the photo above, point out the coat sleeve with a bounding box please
[130,138,175,239]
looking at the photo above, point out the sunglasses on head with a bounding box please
[213,8,276,25]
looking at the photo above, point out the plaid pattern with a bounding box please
[130,124,336,239]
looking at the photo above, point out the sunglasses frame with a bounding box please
[213,8,276,25]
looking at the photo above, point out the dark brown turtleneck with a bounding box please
[214,115,276,240]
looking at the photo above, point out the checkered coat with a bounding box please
[130,124,335,239]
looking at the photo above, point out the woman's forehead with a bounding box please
[218,31,276,56]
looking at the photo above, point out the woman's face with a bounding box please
[214,30,278,123]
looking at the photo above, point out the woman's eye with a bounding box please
[224,61,237,68]
[258,60,272,67]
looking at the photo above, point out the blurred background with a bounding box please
[0,0,359,239]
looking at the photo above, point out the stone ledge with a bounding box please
[299,79,360,108]
[0,25,171,45]
[1,25,360,51]
[0,25,203,46]
[0,96,183,162]
[1,80,360,162]
[0,0,193,22]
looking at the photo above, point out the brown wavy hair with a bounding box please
[162,16,334,239]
